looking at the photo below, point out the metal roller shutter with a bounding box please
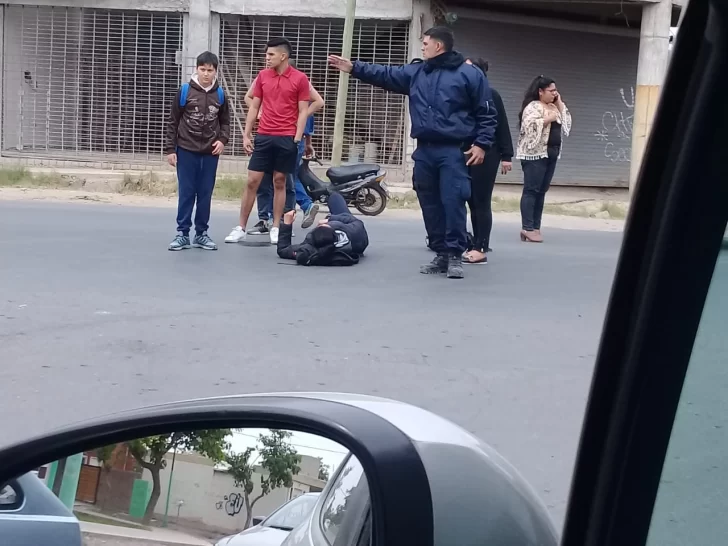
[2,5,183,161]
[218,15,409,166]
[453,17,638,187]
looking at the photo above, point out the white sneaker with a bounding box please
[224,226,247,243]
[269,227,280,245]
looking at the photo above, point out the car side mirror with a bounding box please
[0,393,558,546]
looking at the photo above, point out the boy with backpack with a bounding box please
[165,51,230,251]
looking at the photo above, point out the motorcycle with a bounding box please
[298,156,389,216]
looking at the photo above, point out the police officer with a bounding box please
[329,26,497,279]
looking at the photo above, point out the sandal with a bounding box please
[463,251,488,265]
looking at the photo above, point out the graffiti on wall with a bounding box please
[215,492,244,516]
[594,87,634,163]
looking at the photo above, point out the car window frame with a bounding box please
[315,453,370,546]
[561,1,728,545]
[0,480,24,511]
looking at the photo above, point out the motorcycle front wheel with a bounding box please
[354,185,387,216]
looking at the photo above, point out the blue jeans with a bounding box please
[176,147,219,235]
[520,147,559,231]
[257,173,296,221]
[293,141,314,212]
[327,191,349,216]
[412,143,471,254]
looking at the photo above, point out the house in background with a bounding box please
[0,0,683,187]
[63,442,326,535]
[140,450,327,535]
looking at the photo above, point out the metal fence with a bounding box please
[1,5,183,162]
[1,7,410,171]
[219,15,410,166]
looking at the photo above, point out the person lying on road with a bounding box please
[276,192,369,266]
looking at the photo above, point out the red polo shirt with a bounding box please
[252,66,311,136]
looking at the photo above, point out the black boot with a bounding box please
[420,253,448,274]
[447,254,464,279]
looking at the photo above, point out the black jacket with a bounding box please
[276,215,369,266]
[491,88,514,162]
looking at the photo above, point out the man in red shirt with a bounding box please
[225,37,311,245]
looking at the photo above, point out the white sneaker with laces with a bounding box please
[225,226,247,243]
[269,227,280,245]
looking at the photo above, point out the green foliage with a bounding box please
[125,430,231,522]
[318,458,330,482]
[127,430,231,469]
[94,445,117,470]
[225,430,301,529]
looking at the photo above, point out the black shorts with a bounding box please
[248,135,298,175]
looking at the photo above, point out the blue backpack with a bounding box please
[179,83,224,107]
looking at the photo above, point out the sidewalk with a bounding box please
[81,521,212,546]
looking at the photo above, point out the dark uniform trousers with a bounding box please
[413,141,471,255]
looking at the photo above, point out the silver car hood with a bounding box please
[218,525,290,546]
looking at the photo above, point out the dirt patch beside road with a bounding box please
[0,186,625,233]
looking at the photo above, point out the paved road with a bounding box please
[0,200,622,529]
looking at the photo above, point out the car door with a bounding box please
[560,1,728,545]
[0,473,82,546]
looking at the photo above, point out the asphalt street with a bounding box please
[0,200,622,529]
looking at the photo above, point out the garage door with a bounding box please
[76,464,101,504]
[2,5,183,161]
[453,17,639,187]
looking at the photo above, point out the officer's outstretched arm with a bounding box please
[351,61,416,95]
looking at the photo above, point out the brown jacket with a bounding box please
[165,78,231,155]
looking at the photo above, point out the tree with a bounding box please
[226,429,302,529]
[318,458,330,482]
[94,445,117,512]
[126,430,231,523]
[94,445,117,470]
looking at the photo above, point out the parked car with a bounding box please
[216,492,321,546]
[0,472,83,546]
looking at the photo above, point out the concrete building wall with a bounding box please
[142,452,325,534]
[210,0,411,21]
[0,0,410,20]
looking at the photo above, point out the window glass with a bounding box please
[264,493,318,531]
[320,455,368,545]
[0,484,18,508]
[646,248,728,545]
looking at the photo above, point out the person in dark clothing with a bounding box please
[329,26,497,279]
[462,57,514,265]
[165,51,230,251]
[277,193,369,266]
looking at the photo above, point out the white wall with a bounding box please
[143,452,325,534]
[210,0,412,20]
[0,0,411,20]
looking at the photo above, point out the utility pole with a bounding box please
[330,0,357,166]
[629,0,672,194]
[162,448,178,528]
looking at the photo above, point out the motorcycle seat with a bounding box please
[327,163,380,184]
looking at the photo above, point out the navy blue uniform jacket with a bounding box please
[352,51,498,151]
